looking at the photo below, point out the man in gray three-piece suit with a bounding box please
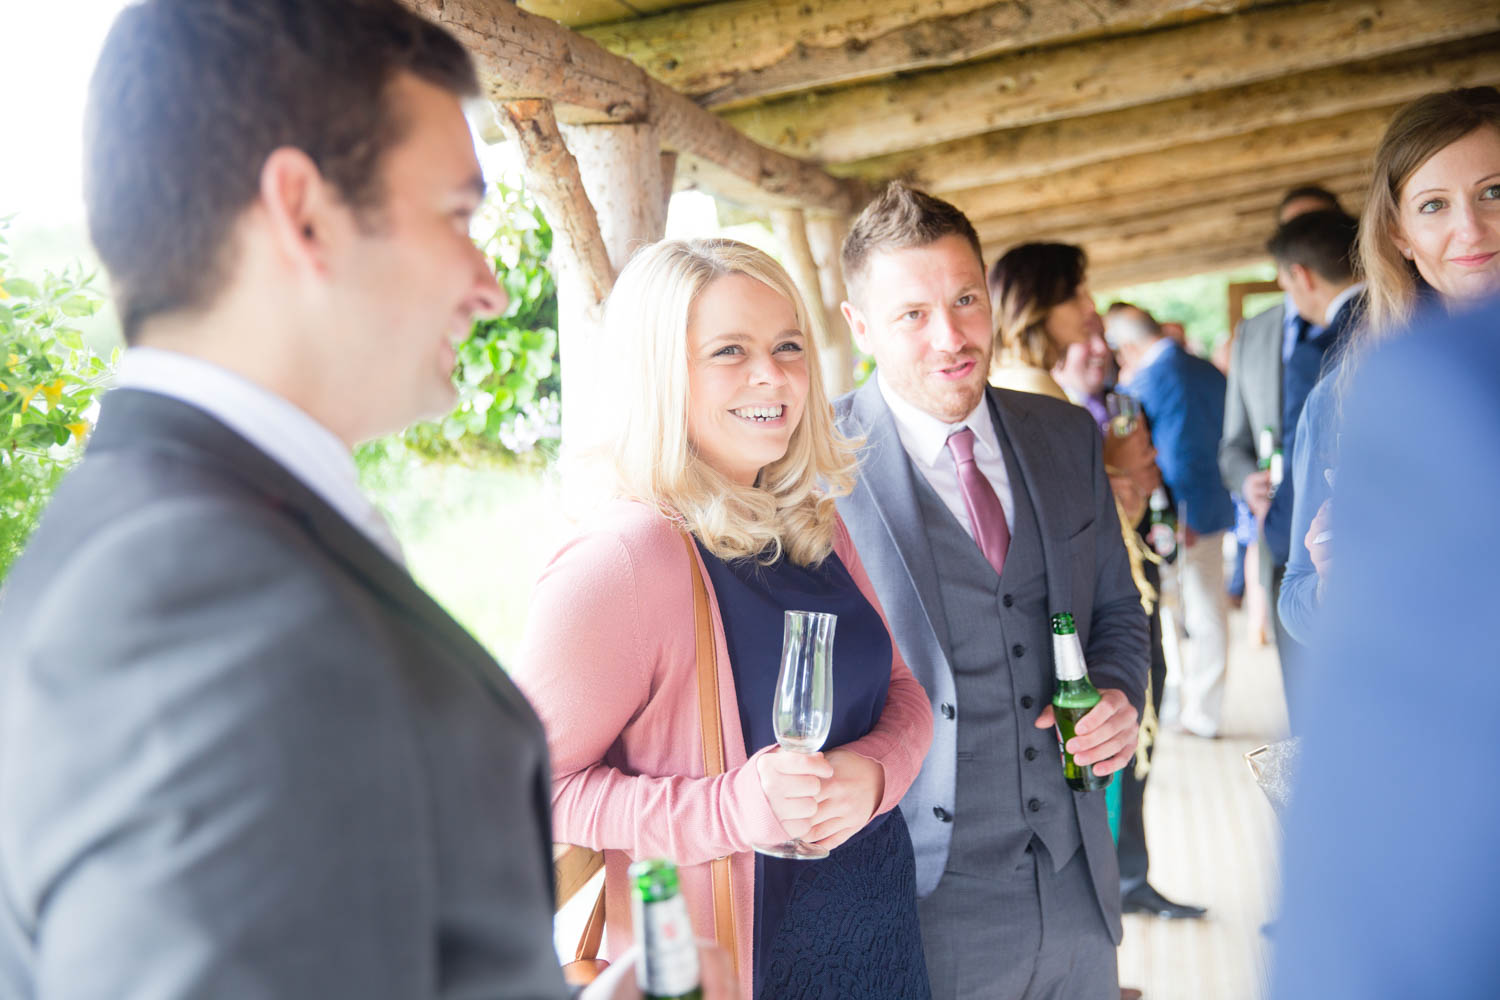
[0,3,728,998]
[832,185,1149,1000]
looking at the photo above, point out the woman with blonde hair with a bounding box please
[517,239,934,1000]
[1280,86,1500,645]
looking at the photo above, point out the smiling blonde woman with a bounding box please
[516,239,935,1000]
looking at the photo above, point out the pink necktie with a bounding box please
[947,427,1011,576]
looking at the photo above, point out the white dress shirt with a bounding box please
[877,370,1015,540]
[115,347,405,564]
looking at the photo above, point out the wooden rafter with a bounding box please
[973,159,1372,250]
[720,0,1498,163]
[840,35,1500,193]
[577,0,1268,108]
[949,105,1396,223]
[400,0,866,213]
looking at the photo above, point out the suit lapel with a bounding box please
[91,391,526,714]
[849,381,956,662]
[987,388,1072,618]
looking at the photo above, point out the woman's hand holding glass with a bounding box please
[754,749,833,841]
[804,748,885,851]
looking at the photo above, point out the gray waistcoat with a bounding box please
[914,419,1085,878]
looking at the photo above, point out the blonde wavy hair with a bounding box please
[1358,87,1500,337]
[582,238,857,567]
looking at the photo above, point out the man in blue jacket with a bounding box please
[1112,304,1236,739]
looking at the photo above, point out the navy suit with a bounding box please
[1272,295,1500,999]
[1121,340,1234,535]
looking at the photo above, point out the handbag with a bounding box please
[557,532,741,985]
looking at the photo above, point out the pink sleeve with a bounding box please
[831,516,935,816]
[515,529,788,865]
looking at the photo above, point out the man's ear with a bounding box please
[1289,262,1318,295]
[841,299,871,355]
[257,147,339,275]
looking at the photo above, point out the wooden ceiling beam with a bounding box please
[720,0,1499,163]
[982,178,1368,262]
[1089,241,1278,290]
[975,164,1372,250]
[949,104,1396,223]
[400,0,867,213]
[840,35,1500,192]
[577,0,1266,109]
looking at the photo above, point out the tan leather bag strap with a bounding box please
[683,532,741,981]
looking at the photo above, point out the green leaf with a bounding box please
[2,278,38,299]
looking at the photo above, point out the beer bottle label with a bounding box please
[638,897,700,996]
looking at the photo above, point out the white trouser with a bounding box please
[1177,530,1229,733]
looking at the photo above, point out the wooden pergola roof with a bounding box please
[422,0,1500,291]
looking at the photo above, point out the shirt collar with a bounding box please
[877,368,1000,470]
[1324,282,1366,326]
[115,347,403,562]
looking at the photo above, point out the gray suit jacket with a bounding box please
[833,380,1148,941]
[0,390,568,998]
[1220,301,1285,494]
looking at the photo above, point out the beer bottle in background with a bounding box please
[1146,487,1177,561]
[630,859,703,1000]
[1050,612,1111,792]
[1258,425,1284,497]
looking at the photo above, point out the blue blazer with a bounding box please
[1121,340,1235,535]
[1271,294,1500,1000]
[1277,374,1338,644]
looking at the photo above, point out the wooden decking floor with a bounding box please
[1117,607,1288,1000]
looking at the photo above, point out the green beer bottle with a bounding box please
[1146,487,1177,561]
[1050,612,1111,792]
[1257,426,1284,497]
[630,859,703,1000]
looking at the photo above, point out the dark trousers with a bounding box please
[1117,562,1167,893]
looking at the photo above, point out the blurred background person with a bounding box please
[1109,304,1235,744]
[518,239,934,1000]
[1218,185,1351,733]
[1280,86,1500,649]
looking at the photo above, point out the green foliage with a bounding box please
[0,219,111,578]
[358,179,561,478]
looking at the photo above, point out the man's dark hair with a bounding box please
[841,183,984,300]
[1267,209,1360,284]
[1277,185,1344,220]
[85,0,479,342]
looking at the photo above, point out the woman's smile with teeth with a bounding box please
[731,404,785,422]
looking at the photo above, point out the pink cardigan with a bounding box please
[516,499,933,998]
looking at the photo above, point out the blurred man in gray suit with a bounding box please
[0,3,730,998]
[833,184,1149,1000]
[1219,185,1345,731]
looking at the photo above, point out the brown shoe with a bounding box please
[1121,989,1143,1000]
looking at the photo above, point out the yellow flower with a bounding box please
[66,421,89,441]
[41,379,65,406]
[0,285,10,301]
[5,354,17,369]
[20,385,40,412]
[0,380,7,392]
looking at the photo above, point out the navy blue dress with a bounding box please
[696,540,930,1000]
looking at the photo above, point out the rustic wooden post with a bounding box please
[803,213,856,397]
[494,100,617,450]
[771,208,853,398]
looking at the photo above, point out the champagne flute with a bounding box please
[1106,392,1141,437]
[753,610,836,861]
